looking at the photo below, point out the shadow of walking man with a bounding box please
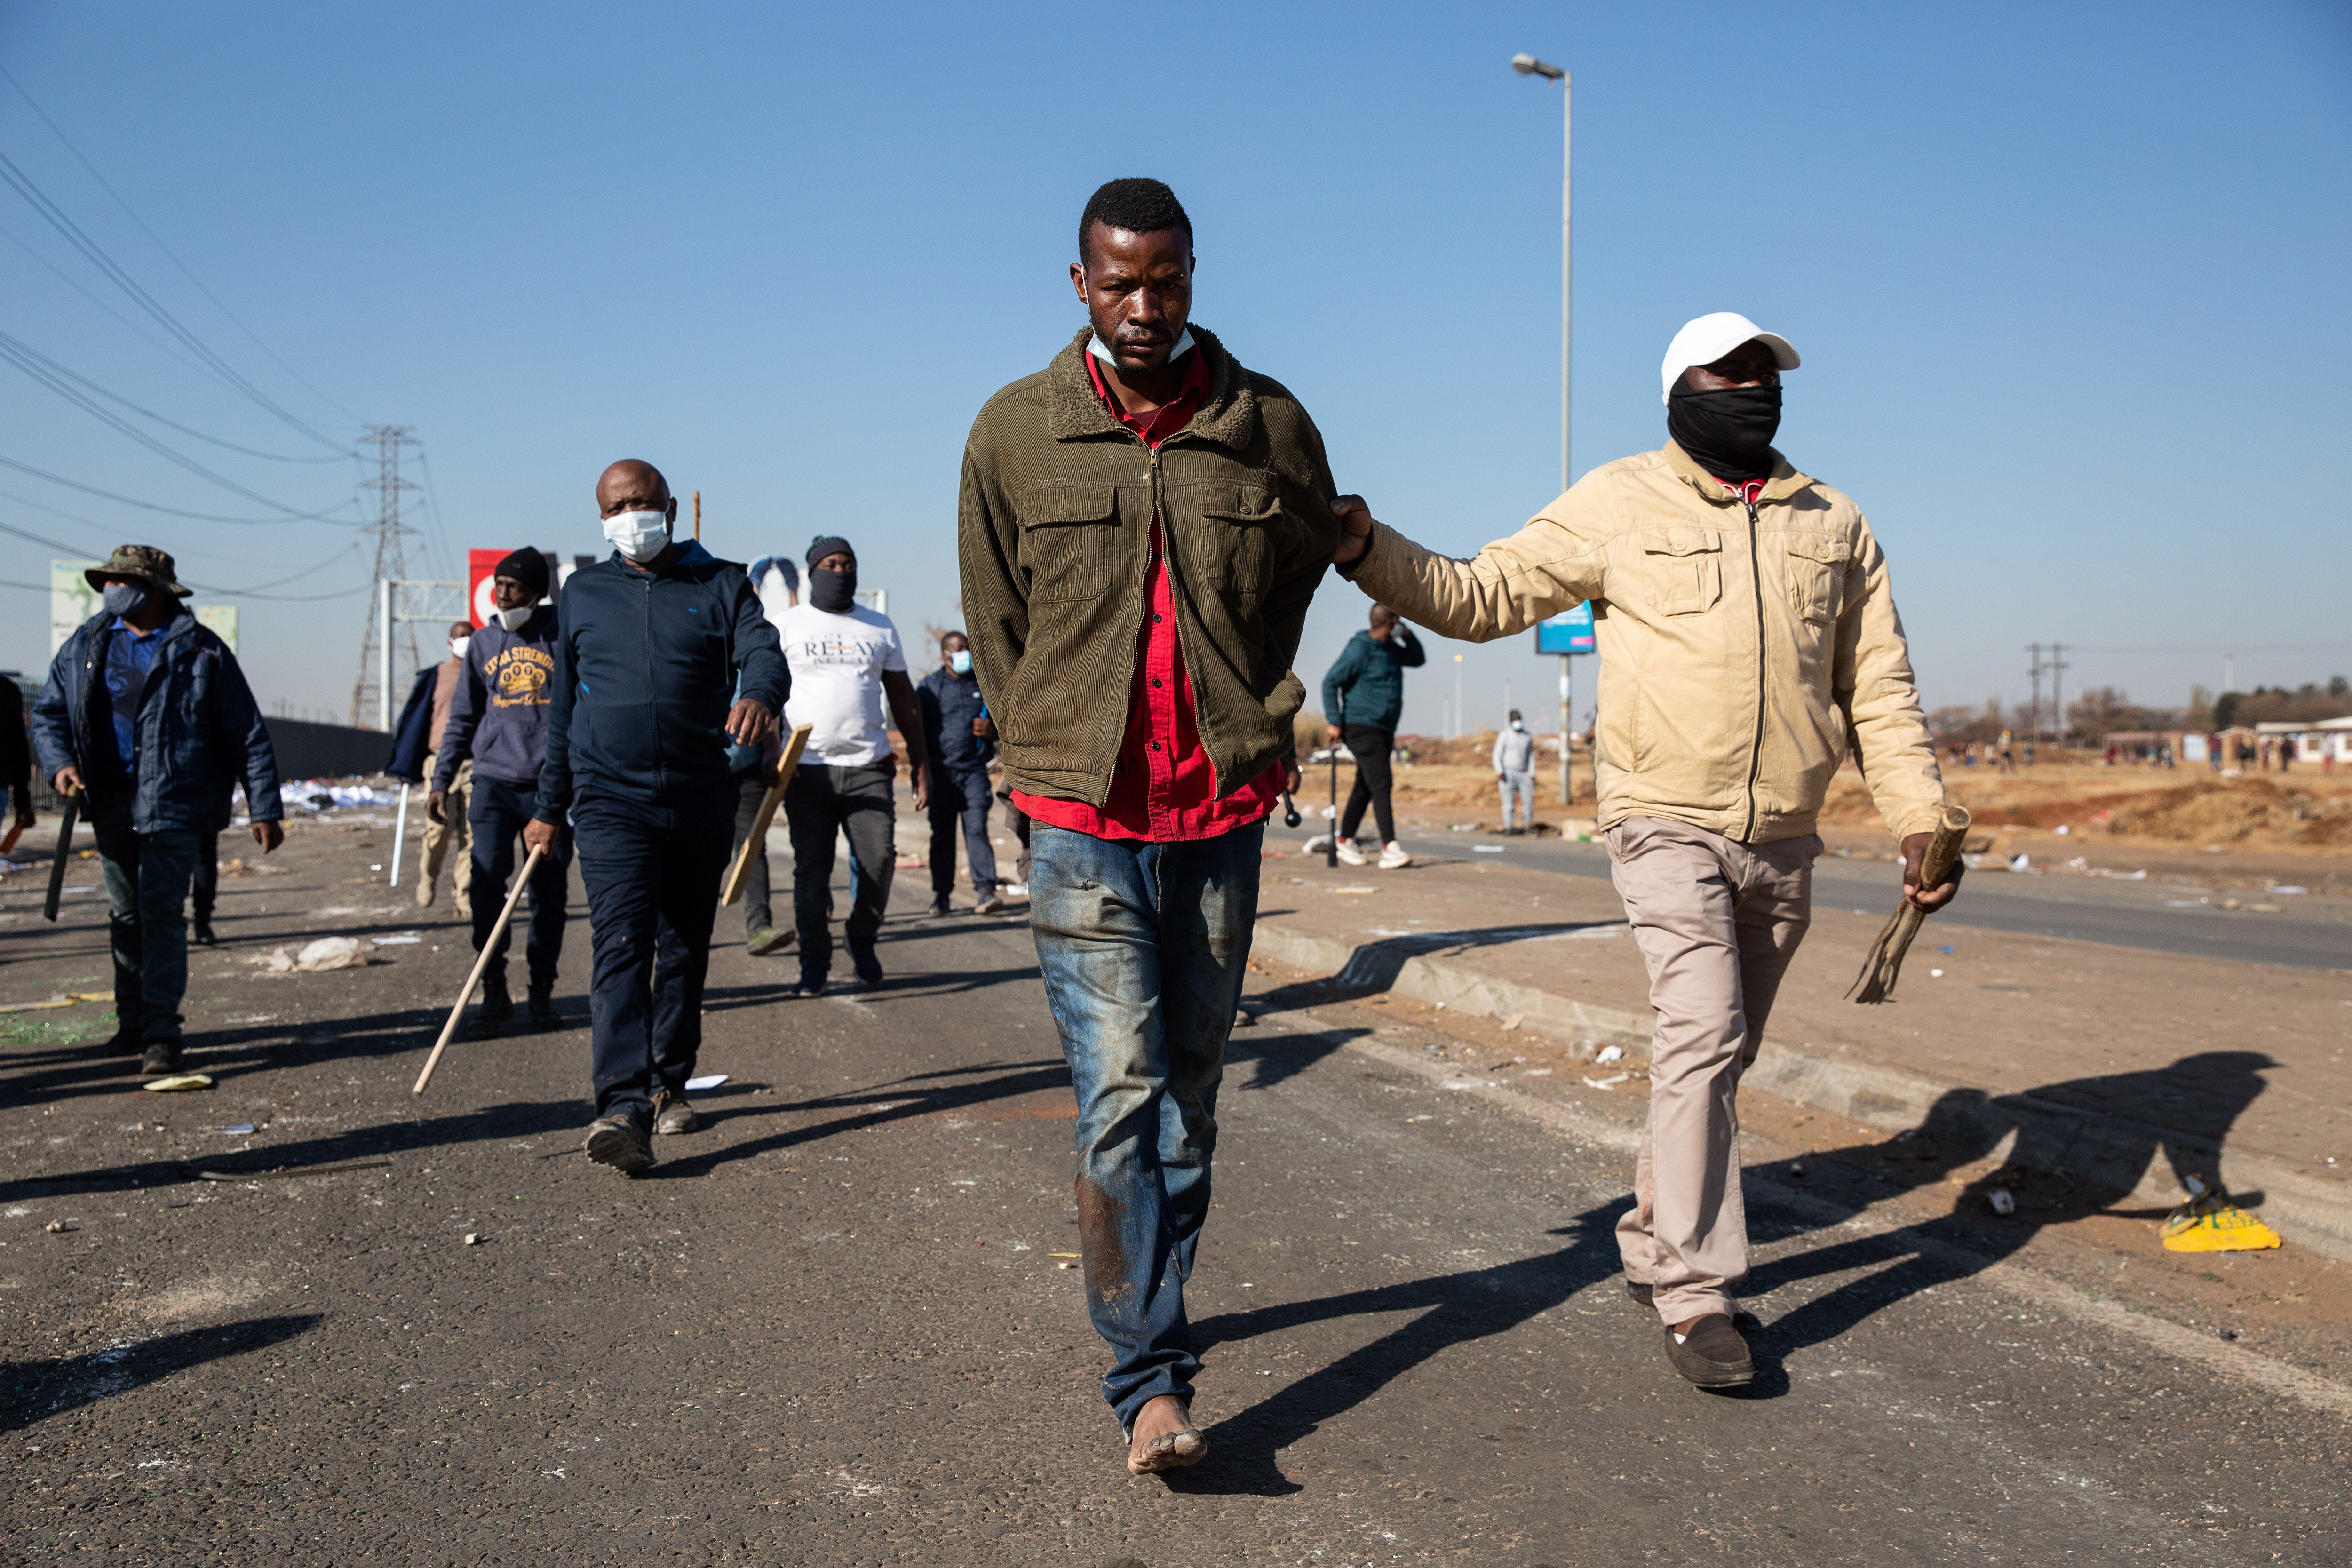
[1745,1050,2277,1359]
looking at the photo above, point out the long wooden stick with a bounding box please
[723,723,813,907]
[413,842,545,1094]
[1847,804,1971,1004]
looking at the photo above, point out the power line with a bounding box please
[0,218,231,383]
[0,63,360,427]
[0,326,344,462]
[0,148,345,452]
[0,453,358,524]
[0,515,364,600]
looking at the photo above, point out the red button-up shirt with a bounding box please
[1012,345,1286,843]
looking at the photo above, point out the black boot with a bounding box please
[103,1026,144,1058]
[191,916,218,946]
[469,975,514,1037]
[527,982,559,1031]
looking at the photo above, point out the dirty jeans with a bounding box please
[85,789,202,1046]
[572,784,733,1122]
[1605,816,1816,1325]
[1028,820,1263,1430]
[927,763,998,900]
[1497,769,1536,830]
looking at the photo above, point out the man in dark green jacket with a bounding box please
[958,177,1337,1476]
[1319,604,1424,867]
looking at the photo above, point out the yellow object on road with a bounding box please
[141,1074,216,1093]
[2161,1175,2282,1253]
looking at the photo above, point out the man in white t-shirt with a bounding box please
[776,535,929,994]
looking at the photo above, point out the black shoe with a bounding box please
[103,1027,143,1058]
[583,1113,654,1174]
[139,1039,185,1078]
[527,984,559,1031]
[787,974,827,998]
[192,918,218,946]
[848,944,882,987]
[469,977,514,1037]
[1663,1313,1755,1388]
[1626,1277,1653,1307]
[926,899,952,917]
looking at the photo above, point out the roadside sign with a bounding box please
[1534,603,1594,655]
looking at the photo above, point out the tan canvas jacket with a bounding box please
[959,326,1338,806]
[1343,441,1945,844]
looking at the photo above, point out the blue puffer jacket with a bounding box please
[31,611,285,832]
[535,541,789,815]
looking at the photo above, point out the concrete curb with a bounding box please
[1251,918,2352,1263]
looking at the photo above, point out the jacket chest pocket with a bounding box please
[1636,527,1723,616]
[1781,533,1848,625]
[1193,482,1283,590]
[1017,482,1120,602]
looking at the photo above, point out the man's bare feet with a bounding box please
[1126,1393,1206,1475]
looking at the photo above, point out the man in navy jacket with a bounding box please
[526,461,787,1174]
[31,545,284,1075]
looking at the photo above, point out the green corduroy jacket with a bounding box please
[958,325,1339,808]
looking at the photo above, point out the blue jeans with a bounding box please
[572,786,732,1121]
[469,775,572,988]
[85,790,203,1045]
[927,764,998,899]
[1028,820,1263,1430]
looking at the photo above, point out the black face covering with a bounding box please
[1666,382,1783,484]
[809,566,857,614]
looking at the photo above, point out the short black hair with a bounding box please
[1079,178,1192,265]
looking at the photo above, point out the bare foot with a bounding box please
[1126,1393,1206,1475]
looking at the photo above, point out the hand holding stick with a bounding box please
[723,724,813,907]
[413,842,545,1094]
[1847,805,1970,1004]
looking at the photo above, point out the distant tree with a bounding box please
[2185,685,2214,730]
[2067,686,2153,741]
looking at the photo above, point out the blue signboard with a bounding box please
[1534,603,1594,655]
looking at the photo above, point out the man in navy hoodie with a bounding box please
[527,460,787,1174]
[31,545,284,1076]
[430,548,571,1035]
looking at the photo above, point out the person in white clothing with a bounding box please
[1492,709,1538,834]
[774,535,929,994]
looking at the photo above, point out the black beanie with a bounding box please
[806,534,855,571]
[495,548,550,599]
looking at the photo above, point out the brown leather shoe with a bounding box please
[1664,1313,1755,1388]
[652,1088,701,1136]
[583,1114,654,1174]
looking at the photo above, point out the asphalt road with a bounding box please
[4,835,2347,1564]
[1318,823,2352,971]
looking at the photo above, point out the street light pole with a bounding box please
[1515,51,1573,801]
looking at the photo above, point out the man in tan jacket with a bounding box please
[1329,312,1960,1388]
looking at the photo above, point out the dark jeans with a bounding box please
[730,773,775,937]
[192,831,217,922]
[86,790,203,1046]
[1028,820,1263,1430]
[927,764,998,899]
[469,775,573,989]
[573,785,732,1122]
[785,762,896,981]
[1338,724,1397,845]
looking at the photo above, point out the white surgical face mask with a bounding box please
[1511,719,1525,732]
[948,650,972,675]
[602,508,670,563]
[497,604,535,632]
[449,637,469,660]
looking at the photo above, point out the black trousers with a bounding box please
[1338,725,1397,845]
[192,831,217,922]
[469,775,573,988]
[927,764,997,899]
[729,774,775,938]
[785,762,896,981]
[574,784,732,1120]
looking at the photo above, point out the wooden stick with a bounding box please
[413,842,545,1095]
[723,723,812,907]
[1847,804,1972,1004]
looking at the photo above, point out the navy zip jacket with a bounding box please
[434,607,561,792]
[30,611,284,832]
[916,666,994,775]
[535,541,788,817]
[1320,625,1425,734]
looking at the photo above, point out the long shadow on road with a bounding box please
[2,1314,320,1435]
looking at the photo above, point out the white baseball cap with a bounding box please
[1660,312,1800,405]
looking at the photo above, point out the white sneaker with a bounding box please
[1335,839,1367,867]
[1378,841,1413,869]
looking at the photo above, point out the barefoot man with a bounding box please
[959,179,1334,1472]
[1327,314,1961,1388]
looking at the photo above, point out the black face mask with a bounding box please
[1666,382,1783,484]
[809,566,857,614]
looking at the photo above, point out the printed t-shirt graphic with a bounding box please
[776,601,906,766]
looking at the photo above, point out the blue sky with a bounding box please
[2,1,2347,735]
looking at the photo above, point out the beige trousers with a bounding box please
[1605,815,1817,1324]
[418,754,474,915]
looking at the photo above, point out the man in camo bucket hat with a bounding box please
[32,544,286,1077]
